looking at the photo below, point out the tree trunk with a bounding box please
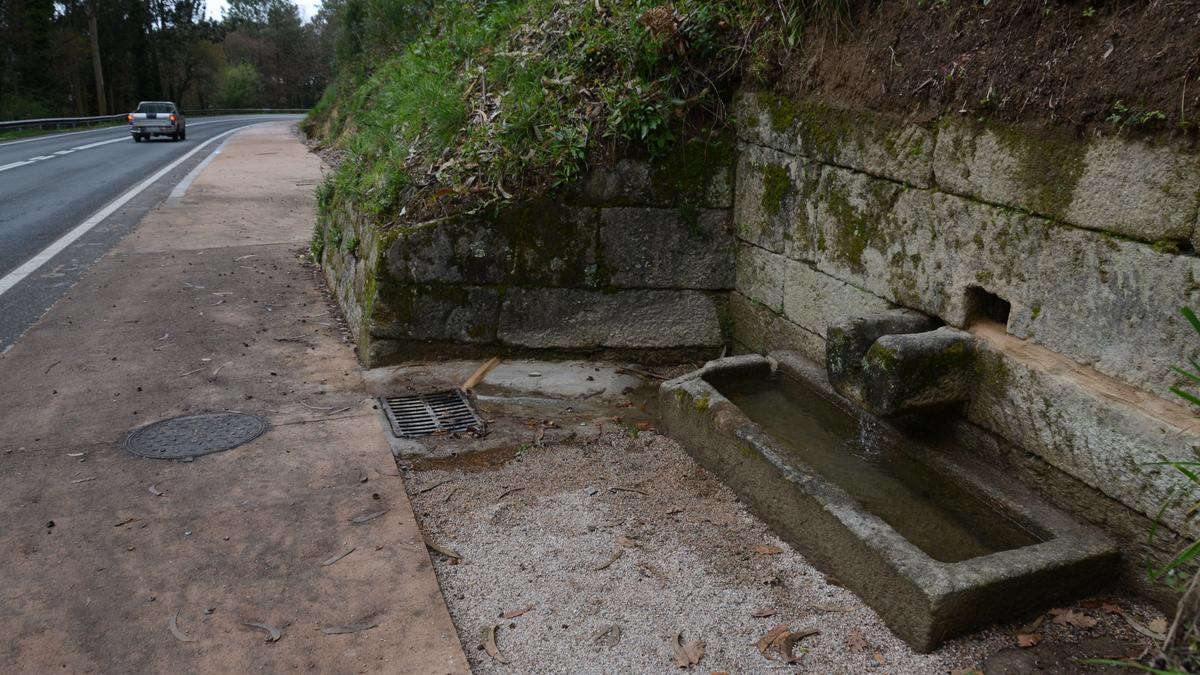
[87,4,106,115]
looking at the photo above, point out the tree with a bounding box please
[221,62,262,108]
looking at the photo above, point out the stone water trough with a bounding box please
[660,350,1118,651]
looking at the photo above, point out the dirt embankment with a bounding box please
[781,0,1200,139]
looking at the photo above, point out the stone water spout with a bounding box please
[827,311,976,417]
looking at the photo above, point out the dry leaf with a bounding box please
[168,611,197,642]
[778,629,818,663]
[757,625,817,663]
[501,604,533,619]
[1049,608,1098,629]
[751,607,776,618]
[593,624,621,647]
[1148,618,1169,635]
[1122,614,1167,641]
[1016,633,1042,648]
[617,536,639,549]
[813,603,852,613]
[753,545,782,556]
[1017,615,1045,634]
[671,632,705,668]
[757,625,790,655]
[243,621,283,642]
[594,546,624,571]
[846,628,869,653]
[1101,601,1124,616]
[872,652,886,666]
[425,539,461,561]
[482,624,510,664]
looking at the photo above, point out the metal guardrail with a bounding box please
[0,108,309,132]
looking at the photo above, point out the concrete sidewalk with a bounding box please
[0,123,469,673]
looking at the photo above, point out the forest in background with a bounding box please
[0,0,336,120]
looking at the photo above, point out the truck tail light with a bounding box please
[170,115,177,122]
[127,114,133,123]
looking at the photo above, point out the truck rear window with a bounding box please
[137,103,175,114]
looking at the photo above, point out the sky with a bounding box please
[204,0,324,23]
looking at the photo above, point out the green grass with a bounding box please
[304,0,827,226]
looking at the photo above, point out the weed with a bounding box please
[1107,100,1168,134]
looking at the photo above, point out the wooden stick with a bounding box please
[462,357,501,391]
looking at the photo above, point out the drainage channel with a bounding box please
[379,389,486,438]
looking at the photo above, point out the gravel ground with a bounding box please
[405,428,1164,674]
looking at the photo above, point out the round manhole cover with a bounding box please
[124,412,268,460]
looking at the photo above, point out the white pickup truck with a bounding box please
[128,101,186,142]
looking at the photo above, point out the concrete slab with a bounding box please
[660,351,1118,651]
[362,359,661,460]
[0,123,469,673]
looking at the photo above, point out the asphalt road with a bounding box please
[0,115,304,351]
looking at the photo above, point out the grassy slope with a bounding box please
[305,0,764,227]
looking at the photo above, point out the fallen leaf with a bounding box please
[636,561,667,579]
[350,509,388,524]
[757,625,790,655]
[635,421,651,431]
[593,624,621,647]
[617,536,639,549]
[753,545,782,555]
[1016,633,1042,648]
[671,632,704,668]
[594,546,623,571]
[243,621,282,642]
[169,611,197,642]
[425,539,461,561]
[1017,615,1045,634]
[1049,608,1098,629]
[751,607,776,618]
[1122,614,1167,641]
[779,629,818,663]
[1101,601,1124,616]
[501,604,533,619]
[813,603,852,613]
[148,484,164,497]
[482,624,510,664]
[320,546,356,567]
[322,622,378,635]
[1148,617,1169,635]
[873,652,886,666]
[846,628,869,653]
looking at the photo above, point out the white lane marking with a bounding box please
[70,137,127,151]
[0,123,262,298]
[0,136,125,174]
[0,123,126,148]
[0,117,287,174]
[166,135,233,205]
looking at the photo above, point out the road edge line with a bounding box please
[166,134,235,206]
[0,123,261,298]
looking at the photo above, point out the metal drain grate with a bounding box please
[124,411,268,459]
[379,389,486,438]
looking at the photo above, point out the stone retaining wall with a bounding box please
[731,91,1200,551]
[316,139,736,366]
